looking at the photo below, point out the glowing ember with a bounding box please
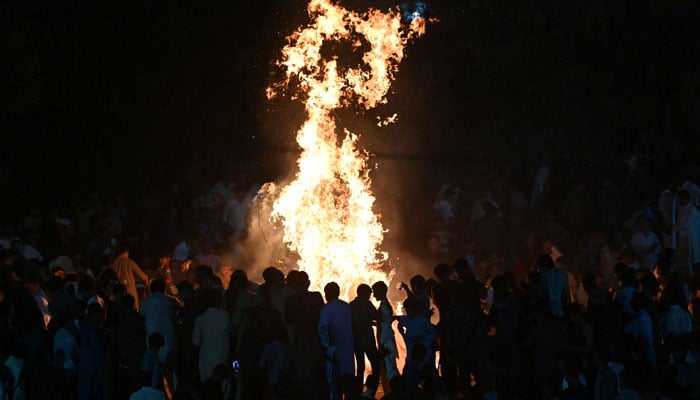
[265,0,426,298]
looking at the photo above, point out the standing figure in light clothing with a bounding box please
[140,279,180,356]
[192,289,231,382]
[112,245,149,310]
[319,282,354,400]
[371,281,399,391]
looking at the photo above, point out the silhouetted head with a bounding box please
[433,263,451,282]
[150,279,166,293]
[324,282,340,302]
[356,283,372,300]
[263,267,284,284]
[371,281,387,301]
[535,254,555,271]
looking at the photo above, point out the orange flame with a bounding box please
[267,0,426,298]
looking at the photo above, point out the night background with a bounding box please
[2,0,700,220]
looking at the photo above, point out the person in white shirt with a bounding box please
[318,282,354,399]
[129,372,166,400]
[140,280,180,356]
[192,289,231,382]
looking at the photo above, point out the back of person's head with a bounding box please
[656,248,676,274]
[229,269,249,291]
[409,275,426,294]
[355,283,372,299]
[582,273,597,294]
[45,275,64,296]
[79,273,96,292]
[195,264,214,280]
[299,271,311,290]
[453,258,471,279]
[119,294,136,312]
[639,272,659,297]
[535,253,555,271]
[177,280,194,300]
[620,267,637,288]
[86,302,104,322]
[115,244,129,257]
[200,288,221,309]
[112,282,127,299]
[614,262,629,280]
[324,282,340,302]
[433,263,451,281]
[97,267,117,287]
[286,270,302,289]
[371,281,387,298]
[502,270,517,289]
[491,275,508,303]
[262,267,284,284]
[150,279,166,293]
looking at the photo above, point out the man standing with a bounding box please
[371,281,399,391]
[112,245,149,310]
[536,254,570,318]
[350,284,380,398]
[140,279,180,356]
[319,282,354,399]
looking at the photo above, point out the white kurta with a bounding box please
[319,299,354,376]
[378,300,399,380]
[140,292,179,352]
[193,307,231,381]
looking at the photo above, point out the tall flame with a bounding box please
[267,0,425,298]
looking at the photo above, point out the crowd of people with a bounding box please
[1,153,700,399]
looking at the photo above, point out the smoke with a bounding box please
[238,182,293,282]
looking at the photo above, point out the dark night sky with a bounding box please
[2,0,700,219]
